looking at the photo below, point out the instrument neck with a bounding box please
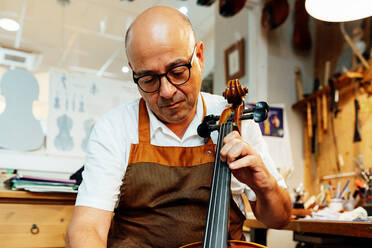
[202,122,233,248]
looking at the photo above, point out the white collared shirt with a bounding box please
[76,92,287,212]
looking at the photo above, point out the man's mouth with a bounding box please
[165,101,181,108]
[160,100,183,109]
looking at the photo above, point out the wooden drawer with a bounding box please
[0,203,74,248]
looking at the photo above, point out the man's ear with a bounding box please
[196,41,204,72]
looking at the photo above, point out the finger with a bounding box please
[220,137,242,162]
[229,154,258,170]
[226,141,249,164]
[223,131,241,144]
[224,131,258,156]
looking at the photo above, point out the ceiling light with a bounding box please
[121,66,129,73]
[179,7,188,15]
[57,0,71,6]
[0,18,20,32]
[305,0,372,22]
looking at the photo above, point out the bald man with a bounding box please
[66,6,291,248]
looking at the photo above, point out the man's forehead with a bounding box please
[127,26,194,61]
[127,7,195,47]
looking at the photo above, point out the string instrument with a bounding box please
[181,79,269,248]
[261,0,289,30]
[219,0,247,17]
[293,0,312,51]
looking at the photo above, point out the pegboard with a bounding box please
[304,82,372,197]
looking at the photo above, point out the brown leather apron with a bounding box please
[107,98,245,248]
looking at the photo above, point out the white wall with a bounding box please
[265,0,315,191]
[214,5,250,95]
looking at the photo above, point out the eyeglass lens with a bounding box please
[138,65,190,93]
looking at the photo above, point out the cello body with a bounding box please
[181,240,267,248]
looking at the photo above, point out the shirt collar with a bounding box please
[146,93,204,142]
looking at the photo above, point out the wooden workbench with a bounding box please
[244,218,372,247]
[0,189,76,248]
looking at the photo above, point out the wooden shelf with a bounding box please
[292,72,364,111]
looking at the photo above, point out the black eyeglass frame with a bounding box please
[132,44,197,93]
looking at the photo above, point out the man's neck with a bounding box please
[165,108,196,139]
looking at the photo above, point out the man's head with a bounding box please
[125,6,204,125]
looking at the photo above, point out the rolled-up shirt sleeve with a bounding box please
[75,117,125,211]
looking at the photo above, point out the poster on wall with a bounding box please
[260,106,284,137]
[47,70,140,158]
[245,104,284,137]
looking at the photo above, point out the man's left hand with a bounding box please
[219,131,276,194]
[220,130,291,228]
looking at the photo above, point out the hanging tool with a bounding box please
[294,67,304,101]
[316,95,322,143]
[306,102,312,138]
[353,98,362,142]
[353,81,362,142]
[322,61,330,131]
[329,78,343,171]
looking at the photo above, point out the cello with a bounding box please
[181,79,269,248]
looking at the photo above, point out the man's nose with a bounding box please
[159,76,176,98]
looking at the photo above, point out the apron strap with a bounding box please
[138,98,151,144]
[138,94,212,144]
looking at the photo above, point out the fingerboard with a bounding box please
[202,122,233,248]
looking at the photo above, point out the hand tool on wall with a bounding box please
[310,122,317,178]
[321,171,357,180]
[340,23,370,70]
[294,67,304,101]
[329,78,341,117]
[353,81,362,142]
[306,102,312,138]
[316,95,322,143]
[312,77,320,92]
[322,61,331,131]
[322,93,328,131]
[329,78,343,171]
[353,98,362,142]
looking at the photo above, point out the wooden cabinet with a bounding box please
[0,190,75,248]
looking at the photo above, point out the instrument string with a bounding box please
[203,123,232,248]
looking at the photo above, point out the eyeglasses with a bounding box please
[133,45,197,93]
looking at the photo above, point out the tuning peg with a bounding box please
[243,102,269,114]
[240,111,267,123]
[197,122,219,138]
[255,101,269,112]
[197,114,220,138]
[253,108,268,122]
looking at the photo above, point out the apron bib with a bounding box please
[108,98,245,248]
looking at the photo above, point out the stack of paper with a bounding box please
[4,175,78,193]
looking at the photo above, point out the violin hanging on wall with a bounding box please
[261,0,289,30]
[293,0,312,51]
[197,0,217,6]
[181,79,269,248]
[219,0,247,17]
